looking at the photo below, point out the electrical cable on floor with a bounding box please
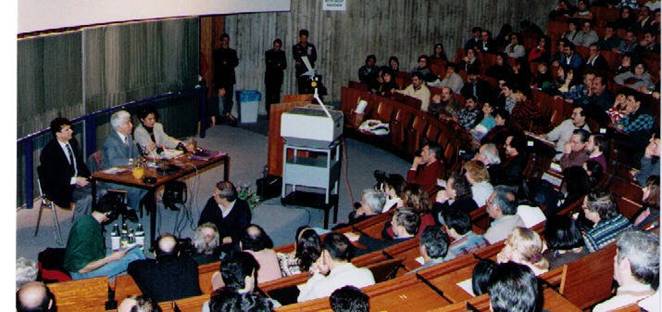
[341,137,355,204]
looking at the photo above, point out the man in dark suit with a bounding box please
[128,233,201,302]
[293,29,317,94]
[101,110,145,221]
[40,117,91,214]
[264,38,287,118]
[345,209,420,256]
[198,181,251,249]
[213,33,239,125]
[460,69,494,104]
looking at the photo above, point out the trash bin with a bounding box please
[236,90,261,124]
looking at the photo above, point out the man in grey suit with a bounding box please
[102,110,145,222]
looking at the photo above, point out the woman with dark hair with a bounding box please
[429,43,448,64]
[382,185,436,239]
[134,105,194,156]
[542,216,587,269]
[459,48,481,73]
[388,56,400,75]
[381,174,406,213]
[633,175,660,230]
[376,68,397,97]
[529,36,551,63]
[486,53,514,82]
[560,166,591,205]
[433,174,479,224]
[614,62,656,93]
[276,226,322,277]
[472,259,497,296]
[583,159,604,188]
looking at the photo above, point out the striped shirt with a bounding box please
[583,214,632,253]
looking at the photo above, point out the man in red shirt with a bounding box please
[407,143,443,196]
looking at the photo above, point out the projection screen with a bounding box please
[19,0,290,34]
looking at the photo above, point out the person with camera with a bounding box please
[63,199,144,280]
[128,233,201,302]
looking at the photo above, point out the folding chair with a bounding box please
[34,165,64,246]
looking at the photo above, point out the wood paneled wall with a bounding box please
[223,0,556,111]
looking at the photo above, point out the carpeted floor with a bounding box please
[16,121,409,262]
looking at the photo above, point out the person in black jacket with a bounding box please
[127,233,201,302]
[198,181,252,248]
[293,29,317,94]
[213,33,239,125]
[39,117,91,213]
[346,208,419,256]
[433,173,479,224]
[265,38,287,118]
[496,134,528,186]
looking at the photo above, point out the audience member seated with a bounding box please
[429,43,448,64]
[633,175,660,230]
[346,189,386,226]
[471,259,497,296]
[101,110,146,221]
[551,67,579,99]
[330,286,369,312]
[486,53,514,82]
[416,225,450,271]
[16,257,38,289]
[439,63,464,94]
[616,92,655,148]
[406,142,443,196]
[463,160,494,207]
[586,134,608,171]
[505,33,526,59]
[478,30,496,53]
[542,106,590,157]
[198,180,252,251]
[357,55,378,87]
[616,53,634,75]
[63,200,144,279]
[239,224,282,283]
[381,173,405,213]
[584,159,605,188]
[190,223,221,265]
[208,287,273,312]
[614,62,656,93]
[458,48,481,74]
[634,135,660,187]
[207,252,275,309]
[16,281,55,312]
[481,108,513,147]
[39,117,91,217]
[433,173,479,221]
[484,188,525,244]
[134,106,194,157]
[375,68,397,97]
[494,135,527,186]
[388,56,400,76]
[461,69,493,104]
[563,21,581,47]
[411,54,439,85]
[549,0,575,20]
[560,129,591,170]
[442,209,488,259]
[128,233,201,302]
[616,30,638,55]
[584,43,609,73]
[533,63,554,92]
[349,208,419,256]
[456,96,481,130]
[577,20,599,47]
[559,40,585,71]
[470,102,497,141]
[395,72,431,112]
[581,191,633,252]
[382,186,435,239]
[573,0,593,20]
[430,87,462,119]
[543,216,587,270]
[598,24,622,52]
[587,74,614,124]
[297,233,375,302]
[473,143,503,185]
[118,295,159,312]
[277,226,321,277]
[636,30,660,55]
[497,227,550,276]
[488,262,542,312]
[593,230,659,312]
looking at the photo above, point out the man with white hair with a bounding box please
[474,143,502,186]
[593,230,659,311]
[102,110,146,221]
[16,257,38,289]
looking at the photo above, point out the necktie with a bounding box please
[65,144,74,165]
[124,136,129,145]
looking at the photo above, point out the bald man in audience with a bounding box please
[118,295,159,312]
[128,233,201,302]
[16,282,55,312]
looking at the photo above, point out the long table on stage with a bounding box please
[91,153,230,245]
